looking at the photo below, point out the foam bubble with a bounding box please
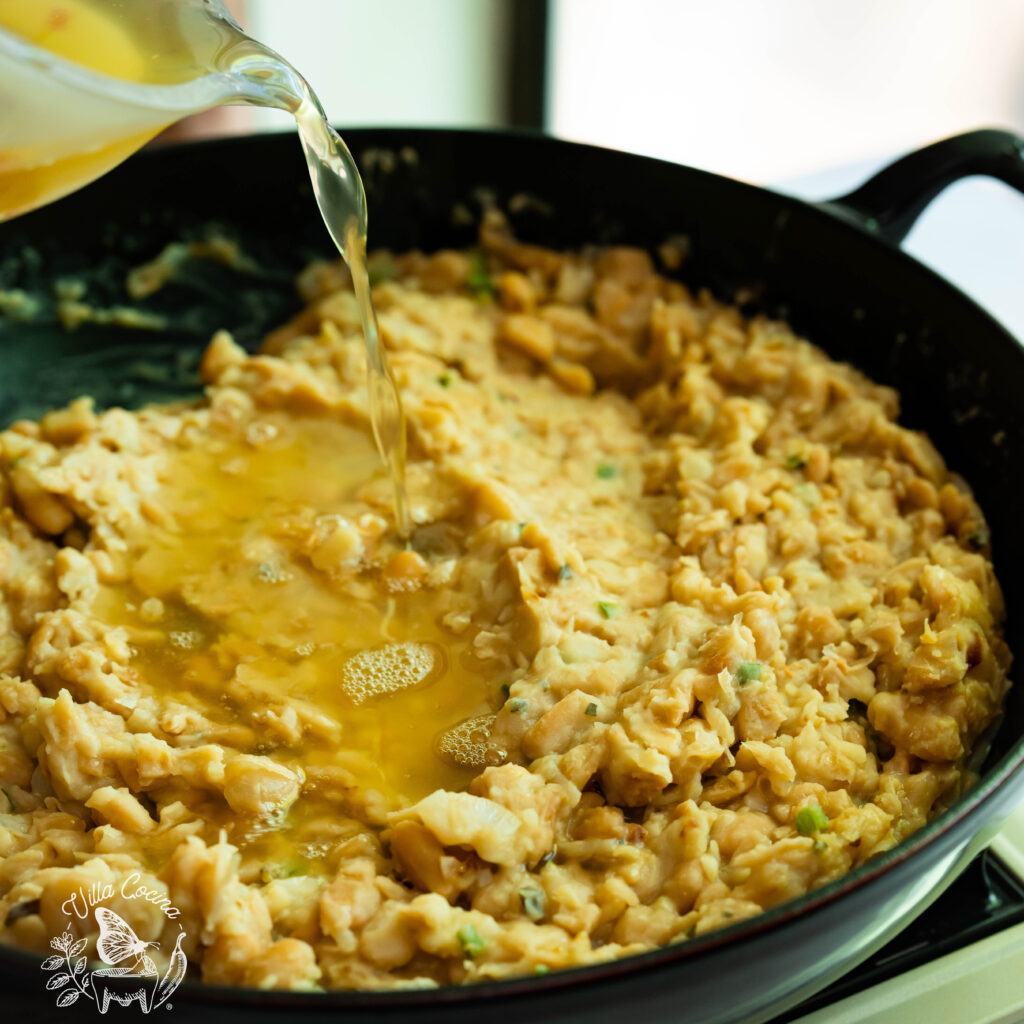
[436,713,495,769]
[169,630,203,649]
[340,641,437,705]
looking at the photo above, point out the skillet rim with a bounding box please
[1,125,1023,1008]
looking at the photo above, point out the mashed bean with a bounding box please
[0,219,1011,990]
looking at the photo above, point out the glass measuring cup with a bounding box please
[0,0,342,221]
[0,0,401,530]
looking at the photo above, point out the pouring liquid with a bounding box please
[0,0,410,535]
[290,97,410,538]
[0,3,483,827]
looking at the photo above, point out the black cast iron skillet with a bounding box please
[1,127,1023,1024]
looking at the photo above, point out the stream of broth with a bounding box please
[0,3,488,852]
[0,0,410,537]
[289,97,411,539]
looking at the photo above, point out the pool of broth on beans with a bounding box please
[3,1,479,864]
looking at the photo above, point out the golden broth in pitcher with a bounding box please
[0,0,408,543]
[2,2,436,852]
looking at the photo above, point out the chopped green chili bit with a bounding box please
[456,923,486,957]
[597,600,619,619]
[596,463,618,479]
[534,964,550,975]
[795,804,829,836]
[467,253,495,297]
[261,856,309,882]
[585,701,599,717]
[967,526,989,549]
[735,661,762,684]
[520,887,546,921]
[507,698,528,713]
[784,453,807,470]
[437,372,452,387]
[558,563,573,582]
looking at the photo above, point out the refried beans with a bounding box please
[0,216,1011,989]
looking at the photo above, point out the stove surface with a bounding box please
[775,153,1024,1024]
[782,827,1024,1023]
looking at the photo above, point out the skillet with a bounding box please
[0,126,1023,1024]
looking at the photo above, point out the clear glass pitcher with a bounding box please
[0,0,322,220]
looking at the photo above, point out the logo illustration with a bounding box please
[41,879,186,1013]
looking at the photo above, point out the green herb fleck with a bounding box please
[596,463,618,479]
[795,804,829,836]
[260,856,309,882]
[785,453,807,470]
[520,886,546,921]
[467,253,495,298]
[500,683,511,700]
[539,680,550,691]
[795,483,819,507]
[437,372,452,388]
[967,526,989,549]
[507,698,528,713]
[812,838,828,853]
[534,964,550,975]
[558,564,573,582]
[456,923,486,958]
[735,661,762,685]
[585,701,599,717]
[597,601,619,620]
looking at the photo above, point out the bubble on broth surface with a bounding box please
[340,641,437,705]
[436,713,495,769]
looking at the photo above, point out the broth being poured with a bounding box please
[0,2,451,816]
[0,0,410,534]
[292,99,410,538]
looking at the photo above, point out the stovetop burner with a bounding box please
[777,848,1024,1022]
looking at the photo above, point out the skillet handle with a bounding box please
[821,128,1024,245]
